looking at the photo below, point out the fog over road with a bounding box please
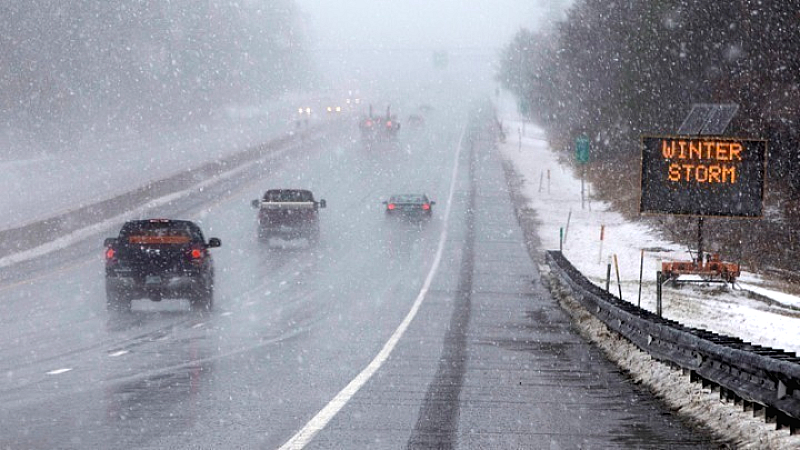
[0,93,721,449]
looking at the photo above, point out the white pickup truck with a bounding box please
[251,189,326,244]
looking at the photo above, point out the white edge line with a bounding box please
[278,126,467,450]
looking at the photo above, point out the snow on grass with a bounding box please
[0,94,321,231]
[498,94,800,447]
[544,264,800,449]
[0,145,293,269]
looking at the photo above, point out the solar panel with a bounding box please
[677,106,710,135]
[677,104,739,135]
[703,104,739,135]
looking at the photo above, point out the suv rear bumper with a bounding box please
[106,272,209,300]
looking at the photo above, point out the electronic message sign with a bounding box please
[639,136,766,217]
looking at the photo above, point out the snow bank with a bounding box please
[496,98,800,356]
[543,263,800,449]
[497,94,800,447]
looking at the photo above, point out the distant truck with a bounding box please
[359,104,400,144]
[251,189,326,244]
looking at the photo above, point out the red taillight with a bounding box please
[188,246,205,262]
[422,203,430,210]
[386,121,392,127]
[105,248,115,260]
[366,120,373,126]
[387,203,396,210]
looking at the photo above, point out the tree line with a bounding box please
[0,0,312,150]
[498,0,800,272]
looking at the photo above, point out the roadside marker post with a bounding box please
[598,224,605,265]
[656,271,663,317]
[638,249,644,308]
[575,135,590,210]
[614,254,623,301]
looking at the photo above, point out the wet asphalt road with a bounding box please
[0,103,718,449]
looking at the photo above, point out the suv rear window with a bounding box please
[128,233,191,245]
[120,221,203,244]
[264,190,313,202]
[390,195,426,203]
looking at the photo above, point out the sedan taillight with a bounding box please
[387,203,396,210]
[422,203,430,210]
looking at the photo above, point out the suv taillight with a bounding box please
[188,246,205,263]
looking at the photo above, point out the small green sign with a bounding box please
[576,135,590,164]
[517,99,530,116]
[432,51,449,69]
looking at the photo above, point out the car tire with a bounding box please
[308,225,320,246]
[106,284,131,312]
[191,281,214,312]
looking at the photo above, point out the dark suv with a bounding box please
[104,219,221,311]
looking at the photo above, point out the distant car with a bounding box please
[251,189,326,244]
[407,114,425,128]
[383,194,435,219]
[104,219,221,312]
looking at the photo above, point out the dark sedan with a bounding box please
[383,194,435,219]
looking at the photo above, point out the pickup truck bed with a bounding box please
[252,190,325,244]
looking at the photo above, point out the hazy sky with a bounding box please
[295,0,569,51]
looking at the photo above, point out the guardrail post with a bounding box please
[753,403,765,418]
[766,407,778,424]
[776,414,789,431]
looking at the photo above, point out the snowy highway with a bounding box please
[4,0,800,447]
[0,101,720,448]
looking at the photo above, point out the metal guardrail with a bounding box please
[545,250,800,435]
[0,123,331,261]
